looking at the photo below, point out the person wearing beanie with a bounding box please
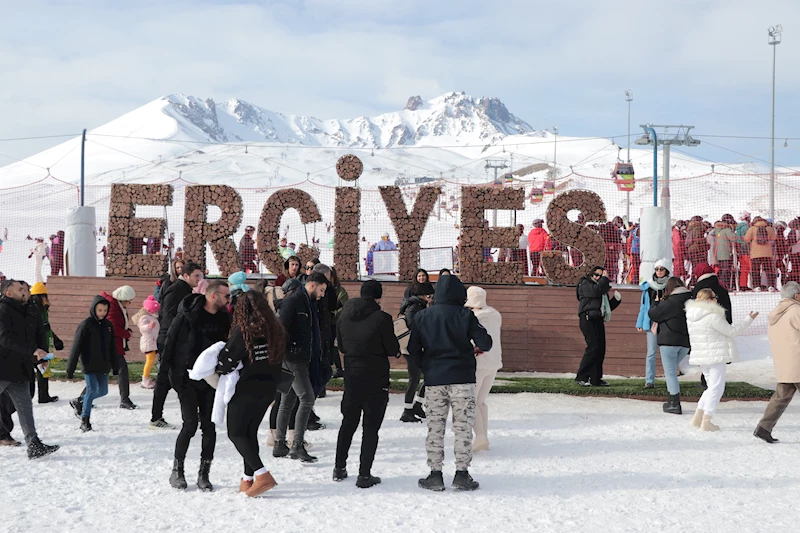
[72,285,137,415]
[635,259,671,389]
[398,281,435,422]
[409,275,492,492]
[334,279,400,488]
[465,286,502,452]
[692,263,732,324]
[28,282,63,403]
[132,296,160,389]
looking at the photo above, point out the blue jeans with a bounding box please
[659,346,690,395]
[645,331,658,384]
[82,373,109,417]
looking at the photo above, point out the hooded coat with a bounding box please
[708,222,735,263]
[100,291,130,357]
[686,299,754,366]
[0,296,45,383]
[336,297,399,391]
[744,219,777,259]
[157,278,193,350]
[66,296,119,377]
[692,274,732,324]
[132,307,159,353]
[647,287,692,348]
[407,275,493,387]
[576,274,612,318]
[527,227,551,252]
[767,298,800,383]
[465,287,503,372]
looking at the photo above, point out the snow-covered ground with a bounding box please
[2,341,793,533]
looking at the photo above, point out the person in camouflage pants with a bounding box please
[408,275,492,492]
[425,384,476,472]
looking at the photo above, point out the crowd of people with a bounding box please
[0,258,503,495]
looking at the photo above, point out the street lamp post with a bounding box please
[768,24,782,221]
[553,126,558,181]
[625,90,633,220]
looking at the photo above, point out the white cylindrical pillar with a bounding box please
[639,206,672,285]
[65,206,97,277]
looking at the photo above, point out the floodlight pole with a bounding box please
[769,24,781,221]
[80,128,87,207]
[625,90,633,219]
[641,125,658,206]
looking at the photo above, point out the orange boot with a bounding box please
[246,471,277,498]
[239,478,253,492]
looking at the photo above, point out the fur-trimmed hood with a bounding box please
[685,298,726,322]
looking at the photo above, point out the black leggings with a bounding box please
[151,364,173,422]
[403,355,425,405]
[175,379,216,461]
[228,380,277,476]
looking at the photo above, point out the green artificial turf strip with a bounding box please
[48,360,774,399]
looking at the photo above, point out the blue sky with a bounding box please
[2,0,800,169]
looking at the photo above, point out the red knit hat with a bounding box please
[693,263,715,277]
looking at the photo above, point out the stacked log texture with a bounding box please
[378,185,439,281]
[459,186,525,284]
[106,184,172,277]
[334,187,361,280]
[258,188,322,274]
[184,185,243,276]
[336,154,364,182]
[542,190,607,285]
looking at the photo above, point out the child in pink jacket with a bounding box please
[132,296,160,389]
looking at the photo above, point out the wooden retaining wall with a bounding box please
[45,277,651,377]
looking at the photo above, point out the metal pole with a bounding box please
[80,128,87,207]
[626,98,631,220]
[770,42,776,221]
[492,166,498,227]
[662,144,671,211]
[642,126,658,206]
[553,128,558,181]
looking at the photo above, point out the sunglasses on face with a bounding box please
[217,292,231,300]
[305,266,314,270]
[655,267,667,272]
[592,273,602,278]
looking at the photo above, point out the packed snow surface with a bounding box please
[2,344,797,533]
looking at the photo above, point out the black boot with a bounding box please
[356,475,381,488]
[400,409,421,423]
[70,397,83,419]
[197,459,213,492]
[37,375,58,403]
[662,394,682,415]
[80,416,92,432]
[273,439,290,458]
[27,438,59,460]
[452,470,480,491]
[418,470,445,491]
[169,459,187,489]
[333,467,348,481]
[289,442,318,463]
[753,426,779,443]
[412,402,426,419]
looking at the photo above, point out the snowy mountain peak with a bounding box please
[153,92,533,148]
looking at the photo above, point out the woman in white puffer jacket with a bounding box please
[465,286,502,452]
[685,289,758,431]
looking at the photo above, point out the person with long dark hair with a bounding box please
[219,291,286,497]
[647,277,692,414]
[399,281,434,422]
[404,269,430,300]
[330,267,348,379]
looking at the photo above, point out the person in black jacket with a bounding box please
[150,261,204,430]
[575,266,622,387]
[157,258,184,305]
[219,290,285,498]
[334,280,400,488]
[403,268,430,300]
[0,280,59,459]
[273,271,328,464]
[399,281,435,422]
[692,263,732,324]
[648,277,693,415]
[312,263,336,401]
[163,280,230,492]
[66,296,119,432]
[408,275,492,492]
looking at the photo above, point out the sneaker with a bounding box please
[120,399,138,410]
[418,470,445,492]
[140,377,155,389]
[592,380,610,387]
[400,409,422,423]
[644,382,655,389]
[768,287,777,293]
[0,435,21,447]
[306,421,325,431]
[754,287,762,292]
[452,470,479,491]
[149,418,175,430]
[27,438,59,460]
[574,379,591,387]
[333,467,348,482]
[356,475,381,489]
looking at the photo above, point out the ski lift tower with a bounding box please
[635,124,701,213]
